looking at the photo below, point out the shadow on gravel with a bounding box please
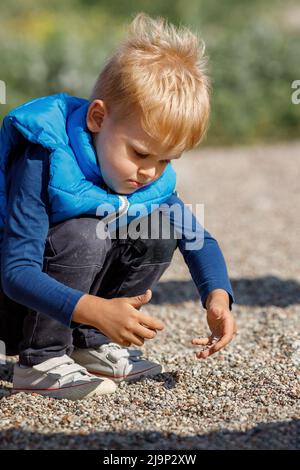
[0,419,298,449]
[152,276,300,307]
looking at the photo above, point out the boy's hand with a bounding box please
[72,289,164,347]
[191,289,237,359]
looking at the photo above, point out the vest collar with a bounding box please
[67,100,104,186]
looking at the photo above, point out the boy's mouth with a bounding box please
[127,179,145,188]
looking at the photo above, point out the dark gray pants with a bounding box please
[1,210,178,366]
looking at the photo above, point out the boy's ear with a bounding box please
[86,99,108,132]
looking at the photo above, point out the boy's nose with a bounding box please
[137,167,156,184]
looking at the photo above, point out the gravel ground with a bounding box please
[0,141,299,450]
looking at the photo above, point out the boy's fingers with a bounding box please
[135,324,157,340]
[130,290,152,309]
[196,333,233,358]
[121,333,145,347]
[138,313,164,331]
[212,334,233,352]
[196,349,212,359]
[191,337,210,345]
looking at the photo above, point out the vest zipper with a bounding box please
[100,195,129,225]
[116,195,130,220]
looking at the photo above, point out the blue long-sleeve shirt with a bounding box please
[0,143,234,327]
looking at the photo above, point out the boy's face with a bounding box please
[86,100,182,195]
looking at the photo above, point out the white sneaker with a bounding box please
[71,343,163,383]
[12,354,117,400]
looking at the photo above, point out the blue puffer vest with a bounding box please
[0,93,176,248]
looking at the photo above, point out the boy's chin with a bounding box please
[102,179,139,195]
[115,183,139,195]
[117,188,137,195]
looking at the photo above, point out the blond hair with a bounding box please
[89,12,211,153]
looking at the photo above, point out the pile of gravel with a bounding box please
[0,141,299,450]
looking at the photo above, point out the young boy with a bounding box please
[0,13,236,400]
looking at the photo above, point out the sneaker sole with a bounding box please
[87,364,164,383]
[11,379,117,400]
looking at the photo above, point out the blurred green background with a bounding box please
[0,0,299,146]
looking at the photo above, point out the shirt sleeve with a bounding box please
[0,143,86,327]
[160,192,235,310]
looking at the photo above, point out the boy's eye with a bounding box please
[133,149,169,164]
[134,150,149,158]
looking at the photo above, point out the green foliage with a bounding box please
[0,0,299,146]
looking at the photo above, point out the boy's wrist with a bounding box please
[72,293,106,328]
[205,288,230,310]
